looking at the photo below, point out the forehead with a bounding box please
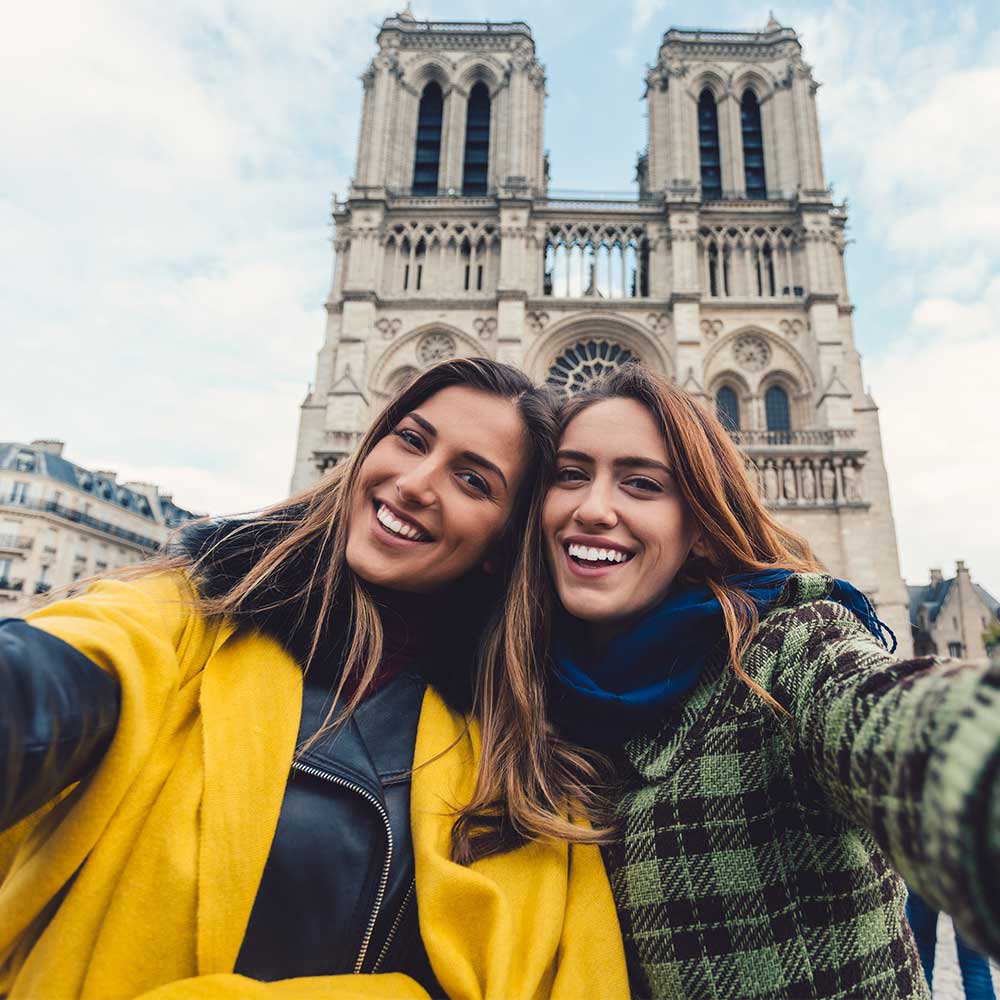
[562,398,667,460]
[416,384,528,466]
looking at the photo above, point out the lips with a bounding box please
[373,500,432,542]
[559,536,636,578]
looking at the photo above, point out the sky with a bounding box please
[2,0,998,595]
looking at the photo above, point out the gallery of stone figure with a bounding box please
[291,13,913,652]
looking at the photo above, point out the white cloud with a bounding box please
[869,276,1000,596]
[0,0,388,516]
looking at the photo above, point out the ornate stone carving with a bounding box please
[733,334,771,371]
[800,461,816,501]
[700,318,723,342]
[762,461,780,501]
[473,317,497,341]
[526,310,549,333]
[375,317,402,340]
[782,462,797,500]
[779,319,804,339]
[842,460,863,502]
[646,313,671,336]
[416,331,457,365]
[820,460,837,500]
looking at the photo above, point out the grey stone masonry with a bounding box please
[291,13,913,652]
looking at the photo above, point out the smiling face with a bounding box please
[344,384,529,594]
[542,397,701,636]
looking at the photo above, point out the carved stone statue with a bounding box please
[842,460,862,502]
[820,461,836,500]
[763,462,780,501]
[782,462,798,501]
[800,462,816,501]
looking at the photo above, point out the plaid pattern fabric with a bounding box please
[605,573,1000,999]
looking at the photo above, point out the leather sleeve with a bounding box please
[0,618,121,831]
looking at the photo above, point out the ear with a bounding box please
[690,534,708,559]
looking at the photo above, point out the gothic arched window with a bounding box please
[547,340,638,395]
[698,89,722,201]
[413,82,444,195]
[716,386,740,431]
[462,82,490,195]
[765,385,791,433]
[741,90,767,199]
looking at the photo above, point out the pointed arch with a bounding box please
[698,89,722,201]
[462,81,490,195]
[741,89,767,198]
[764,384,790,432]
[413,81,443,195]
[715,385,741,431]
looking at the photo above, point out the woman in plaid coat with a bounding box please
[524,364,1000,1000]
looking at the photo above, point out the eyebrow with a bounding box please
[556,449,674,476]
[406,411,509,490]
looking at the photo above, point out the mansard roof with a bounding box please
[0,441,198,528]
[907,575,1000,628]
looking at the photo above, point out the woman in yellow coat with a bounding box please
[0,358,627,1000]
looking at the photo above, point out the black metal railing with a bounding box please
[0,534,33,551]
[0,578,24,593]
[0,495,162,551]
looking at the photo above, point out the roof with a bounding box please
[0,442,198,528]
[906,575,1000,629]
[906,578,953,628]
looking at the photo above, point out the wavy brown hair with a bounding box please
[505,364,822,728]
[53,358,609,863]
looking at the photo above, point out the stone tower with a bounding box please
[291,13,912,651]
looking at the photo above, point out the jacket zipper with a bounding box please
[290,759,393,973]
[371,877,416,973]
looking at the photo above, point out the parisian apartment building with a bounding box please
[908,561,1000,664]
[290,11,914,651]
[0,440,198,607]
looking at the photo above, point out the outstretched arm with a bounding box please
[769,601,1000,957]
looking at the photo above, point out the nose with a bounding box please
[394,457,438,508]
[572,477,618,530]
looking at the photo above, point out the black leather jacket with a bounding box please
[0,617,439,989]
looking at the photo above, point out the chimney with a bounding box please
[956,560,968,575]
[95,470,118,483]
[31,439,64,457]
[929,568,943,585]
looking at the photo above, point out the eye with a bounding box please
[456,470,491,497]
[555,466,588,484]
[393,427,426,452]
[623,475,664,493]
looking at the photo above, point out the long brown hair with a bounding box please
[509,364,821,729]
[59,357,608,863]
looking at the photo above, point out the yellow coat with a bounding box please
[0,574,628,1000]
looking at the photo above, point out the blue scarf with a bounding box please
[549,570,895,747]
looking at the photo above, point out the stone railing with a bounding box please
[730,429,857,450]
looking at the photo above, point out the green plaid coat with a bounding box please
[603,573,1000,999]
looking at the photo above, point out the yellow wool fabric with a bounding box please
[0,573,628,1000]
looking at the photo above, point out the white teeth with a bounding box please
[567,542,631,564]
[377,504,425,541]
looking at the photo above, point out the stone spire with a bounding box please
[766,11,782,30]
[398,3,415,22]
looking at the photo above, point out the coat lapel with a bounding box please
[196,627,302,975]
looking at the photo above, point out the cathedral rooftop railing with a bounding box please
[380,17,532,36]
[663,26,798,44]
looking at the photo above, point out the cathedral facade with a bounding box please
[291,13,913,652]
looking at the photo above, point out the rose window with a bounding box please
[547,339,639,394]
[732,334,771,372]
[416,331,456,365]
